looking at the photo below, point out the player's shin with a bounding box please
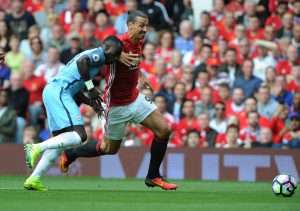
[35,131,82,151]
[65,139,103,164]
[147,137,169,179]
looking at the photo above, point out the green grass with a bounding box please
[0,175,299,211]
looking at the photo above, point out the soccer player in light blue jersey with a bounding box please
[23,36,123,191]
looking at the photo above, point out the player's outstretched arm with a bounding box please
[76,55,102,107]
[118,51,139,67]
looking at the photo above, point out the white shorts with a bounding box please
[103,93,157,140]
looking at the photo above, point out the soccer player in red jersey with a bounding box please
[60,10,178,190]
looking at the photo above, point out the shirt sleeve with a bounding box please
[86,47,106,67]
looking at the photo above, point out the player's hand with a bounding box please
[139,76,154,92]
[88,87,102,107]
[0,52,4,65]
[92,104,104,118]
[118,51,139,67]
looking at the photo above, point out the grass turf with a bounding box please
[0,175,299,211]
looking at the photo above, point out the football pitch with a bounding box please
[0,175,298,211]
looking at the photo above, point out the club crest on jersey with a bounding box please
[92,54,100,62]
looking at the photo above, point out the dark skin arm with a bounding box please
[76,55,102,107]
[73,91,91,106]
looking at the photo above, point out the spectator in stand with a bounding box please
[22,60,46,127]
[183,34,203,68]
[219,47,243,88]
[240,111,263,148]
[175,20,193,55]
[272,75,294,106]
[276,45,299,76]
[48,24,70,53]
[227,115,240,128]
[239,97,270,129]
[194,11,211,39]
[253,41,277,81]
[140,42,156,76]
[5,35,25,73]
[292,24,300,53]
[114,0,138,35]
[153,94,176,136]
[181,65,194,92]
[290,92,300,114]
[172,100,199,147]
[60,32,83,65]
[225,0,244,18]
[217,38,228,63]
[0,21,11,53]
[293,0,300,24]
[251,127,273,148]
[156,73,176,113]
[148,57,167,92]
[194,44,213,78]
[237,37,251,65]
[226,87,245,117]
[86,0,105,21]
[205,25,219,56]
[246,15,264,42]
[81,21,100,50]
[172,82,186,123]
[35,46,65,82]
[22,126,38,144]
[186,129,200,148]
[265,66,277,88]
[68,11,85,37]
[24,0,43,14]
[286,65,300,92]
[218,83,231,104]
[0,59,10,89]
[237,0,256,29]
[5,0,36,40]
[265,1,288,32]
[210,0,225,25]
[40,14,59,50]
[186,70,219,103]
[215,124,240,149]
[257,84,279,120]
[104,0,126,19]
[270,103,290,145]
[229,24,246,48]
[210,101,227,134]
[155,30,174,63]
[233,60,262,98]
[0,9,7,22]
[277,12,294,39]
[279,37,292,61]
[19,25,40,60]
[33,0,55,29]
[5,72,29,144]
[94,9,116,41]
[27,36,47,66]
[195,87,214,118]
[219,11,236,42]
[139,0,169,31]
[59,0,81,33]
[197,113,218,148]
[280,112,300,149]
[167,50,183,80]
[0,89,17,143]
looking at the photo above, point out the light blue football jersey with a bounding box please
[49,47,105,96]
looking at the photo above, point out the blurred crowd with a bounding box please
[0,0,300,149]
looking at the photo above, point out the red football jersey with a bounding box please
[104,33,143,107]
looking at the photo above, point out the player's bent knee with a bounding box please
[155,125,171,141]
